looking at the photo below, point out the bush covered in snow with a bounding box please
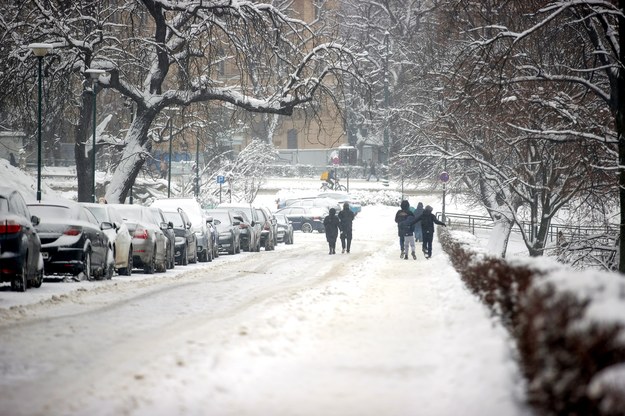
[439,227,625,416]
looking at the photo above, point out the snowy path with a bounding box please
[0,205,530,416]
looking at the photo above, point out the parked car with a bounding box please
[151,198,214,262]
[274,206,327,233]
[255,206,277,250]
[285,197,341,213]
[108,204,168,274]
[0,187,43,291]
[203,213,219,260]
[28,199,114,280]
[317,192,362,216]
[161,208,198,265]
[82,203,133,276]
[274,213,294,245]
[205,209,241,255]
[216,203,262,252]
[147,206,176,269]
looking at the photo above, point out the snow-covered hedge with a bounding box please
[439,227,625,416]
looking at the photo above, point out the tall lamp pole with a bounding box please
[85,68,106,203]
[195,137,200,197]
[383,31,390,165]
[164,107,178,198]
[28,43,53,202]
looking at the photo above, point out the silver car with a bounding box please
[82,203,133,276]
[108,204,168,274]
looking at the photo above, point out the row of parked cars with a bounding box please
[0,188,295,292]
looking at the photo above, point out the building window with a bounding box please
[287,129,298,149]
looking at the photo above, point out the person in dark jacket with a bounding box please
[338,202,355,253]
[323,207,341,254]
[394,200,414,258]
[409,205,446,259]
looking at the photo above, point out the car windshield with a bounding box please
[275,215,288,225]
[28,204,73,220]
[209,211,231,224]
[115,206,144,222]
[163,211,184,227]
[84,205,107,223]
[0,197,8,212]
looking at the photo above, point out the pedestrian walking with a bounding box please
[398,213,417,260]
[338,202,355,253]
[323,207,340,254]
[409,205,446,259]
[394,200,414,258]
[367,160,379,181]
[412,202,424,243]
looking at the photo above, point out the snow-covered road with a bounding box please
[0,205,531,416]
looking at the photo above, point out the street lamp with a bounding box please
[28,43,53,201]
[164,107,179,198]
[85,68,106,202]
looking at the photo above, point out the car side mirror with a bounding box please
[160,221,168,230]
[186,221,192,229]
[205,216,213,224]
[232,219,241,226]
[113,221,120,231]
[168,221,174,229]
[100,221,114,230]
[31,215,40,226]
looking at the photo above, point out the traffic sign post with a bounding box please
[217,175,225,203]
[440,171,449,222]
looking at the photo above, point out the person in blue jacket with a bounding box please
[412,202,424,244]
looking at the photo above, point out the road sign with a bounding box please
[217,175,225,184]
[440,171,450,183]
[332,156,339,165]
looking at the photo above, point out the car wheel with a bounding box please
[144,246,156,274]
[30,267,44,288]
[81,250,92,281]
[11,260,28,292]
[120,248,133,276]
[182,245,189,265]
[301,222,313,233]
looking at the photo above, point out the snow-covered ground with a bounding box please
[0,160,532,415]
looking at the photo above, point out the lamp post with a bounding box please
[28,43,53,201]
[85,68,106,203]
[195,137,200,197]
[164,107,178,198]
[383,31,390,165]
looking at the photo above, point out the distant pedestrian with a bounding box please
[324,207,340,255]
[394,200,414,258]
[338,202,355,253]
[367,160,379,181]
[9,152,17,167]
[160,157,167,179]
[409,205,446,259]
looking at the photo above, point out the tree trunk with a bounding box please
[104,108,155,203]
[75,88,94,202]
[618,0,625,273]
[486,216,513,258]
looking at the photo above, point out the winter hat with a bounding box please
[417,202,423,209]
[343,202,349,210]
[400,200,410,210]
[425,205,433,212]
[329,208,336,216]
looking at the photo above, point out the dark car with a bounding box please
[147,206,176,269]
[275,206,327,233]
[0,187,43,291]
[205,209,241,255]
[161,208,198,265]
[217,203,261,252]
[274,213,294,245]
[28,199,114,280]
[255,206,277,250]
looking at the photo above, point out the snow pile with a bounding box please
[439,227,625,415]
